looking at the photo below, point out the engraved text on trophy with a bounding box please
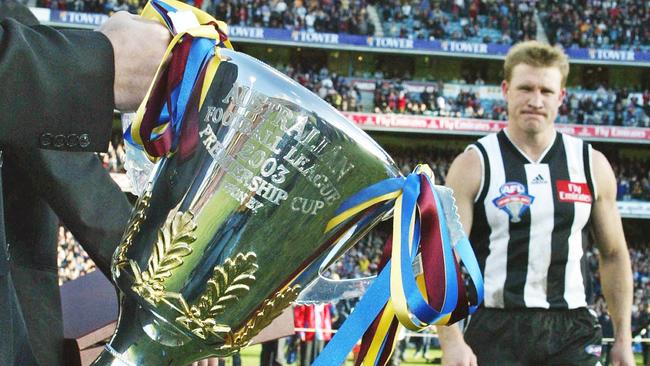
[198,82,356,215]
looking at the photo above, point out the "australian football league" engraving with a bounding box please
[199,82,356,215]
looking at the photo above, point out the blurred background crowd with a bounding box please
[277,63,650,126]
[39,0,649,51]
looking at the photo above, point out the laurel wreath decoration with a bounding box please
[123,206,297,352]
[114,191,152,266]
[131,211,196,305]
[199,252,258,318]
[174,252,258,341]
[226,284,301,351]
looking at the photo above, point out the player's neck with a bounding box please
[504,126,556,162]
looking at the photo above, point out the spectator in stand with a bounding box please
[57,228,97,283]
[610,155,650,201]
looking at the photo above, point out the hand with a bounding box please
[98,11,170,111]
[441,340,478,366]
[609,339,635,366]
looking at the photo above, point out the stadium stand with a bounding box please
[538,0,650,51]
[273,63,650,125]
[210,0,375,35]
[374,0,536,44]
[57,227,96,285]
[36,0,650,53]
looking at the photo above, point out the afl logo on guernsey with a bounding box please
[493,182,535,223]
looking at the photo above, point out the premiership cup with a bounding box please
[92,49,400,365]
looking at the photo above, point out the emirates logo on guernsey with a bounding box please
[556,181,593,204]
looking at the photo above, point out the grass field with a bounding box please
[229,344,647,365]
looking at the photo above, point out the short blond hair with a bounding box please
[504,41,570,87]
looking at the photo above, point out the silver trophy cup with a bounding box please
[92,49,400,365]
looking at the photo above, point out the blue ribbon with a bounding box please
[312,264,391,366]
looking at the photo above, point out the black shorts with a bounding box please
[464,307,603,366]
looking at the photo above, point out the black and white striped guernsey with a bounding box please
[468,130,596,309]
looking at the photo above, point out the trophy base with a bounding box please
[90,295,221,366]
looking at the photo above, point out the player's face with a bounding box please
[502,64,566,135]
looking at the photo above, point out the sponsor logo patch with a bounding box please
[556,181,592,204]
[493,182,534,223]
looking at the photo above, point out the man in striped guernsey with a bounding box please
[437,41,634,366]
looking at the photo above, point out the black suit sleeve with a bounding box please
[3,150,131,366]
[5,148,132,276]
[0,19,115,152]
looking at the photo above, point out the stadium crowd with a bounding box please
[611,155,650,201]
[369,83,650,126]
[39,0,377,35]
[539,0,650,51]
[210,0,375,35]
[559,87,650,127]
[57,227,95,285]
[274,63,650,126]
[35,0,650,51]
[370,79,508,120]
[591,245,650,337]
[32,0,650,127]
[375,0,536,44]
[100,140,127,173]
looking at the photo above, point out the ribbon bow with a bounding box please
[314,165,484,366]
[125,0,233,160]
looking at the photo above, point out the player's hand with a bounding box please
[609,338,635,366]
[98,11,171,111]
[441,340,478,366]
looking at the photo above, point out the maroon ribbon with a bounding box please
[139,37,193,157]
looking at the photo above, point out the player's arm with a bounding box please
[436,148,482,366]
[590,149,634,366]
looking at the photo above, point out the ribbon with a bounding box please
[124,0,233,160]
[313,165,483,366]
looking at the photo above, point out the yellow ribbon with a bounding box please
[364,301,400,366]
[324,191,401,233]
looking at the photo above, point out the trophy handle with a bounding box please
[295,274,376,304]
[295,252,425,304]
[295,205,395,304]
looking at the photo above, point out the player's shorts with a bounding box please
[464,307,603,366]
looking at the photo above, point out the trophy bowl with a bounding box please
[92,48,401,365]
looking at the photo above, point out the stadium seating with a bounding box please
[538,0,650,51]
[375,0,535,44]
[39,0,650,52]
